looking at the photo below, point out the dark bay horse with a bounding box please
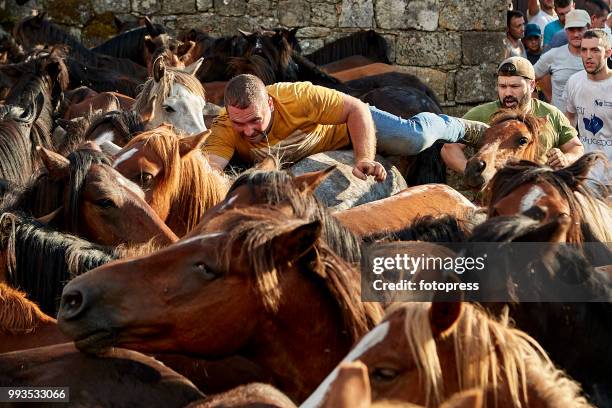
[0,104,38,185]
[113,125,230,237]
[58,206,383,402]
[0,147,177,246]
[0,343,204,407]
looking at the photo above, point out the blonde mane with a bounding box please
[133,66,206,116]
[390,302,591,408]
[0,283,52,335]
[122,126,229,234]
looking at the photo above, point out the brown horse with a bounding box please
[0,283,68,353]
[0,343,204,407]
[464,109,547,190]
[486,152,611,244]
[58,206,383,402]
[112,125,230,236]
[1,146,177,246]
[304,301,592,408]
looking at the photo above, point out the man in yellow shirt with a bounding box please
[205,74,488,182]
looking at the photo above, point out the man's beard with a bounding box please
[586,60,606,75]
[500,93,530,109]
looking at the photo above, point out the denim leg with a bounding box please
[370,106,466,156]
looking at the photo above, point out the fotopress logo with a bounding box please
[360,242,611,303]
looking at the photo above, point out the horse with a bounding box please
[134,57,207,135]
[112,125,230,236]
[58,205,384,402]
[61,90,135,120]
[464,109,547,190]
[0,282,68,353]
[0,147,178,246]
[486,152,612,244]
[304,301,593,408]
[304,30,391,66]
[0,343,205,407]
[0,104,39,186]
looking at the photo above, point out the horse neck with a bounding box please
[242,263,354,402]
[167,154,229,236]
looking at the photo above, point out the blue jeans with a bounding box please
[369,106,465,156]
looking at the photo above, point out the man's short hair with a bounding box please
[585,0,610,16]
[583,28,612,49]
[224,74,268,109]
[555,0,573,8]
[507,10,525,26]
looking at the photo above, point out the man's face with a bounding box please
[555,3,575,25]
[523,36,542,53]
[227,97,273,144]
[591,13,608,28]
[509,16,526,40]
[497,76,533,109]
[581,36,612,74]
[567,26,587,47]
[541,0,554,8]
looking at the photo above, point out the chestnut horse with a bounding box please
[304,301,592,408]
[58,206,383,402]
[0,147,177,246]
[464,109,547,190]
[113,125,230,236]
[0,283,68,353]
[486,152,612,244]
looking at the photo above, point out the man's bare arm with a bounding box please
[546,136,584,169]
[441,143,469,173]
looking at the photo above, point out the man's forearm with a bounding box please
[563,145,584,163]
[347,104,377,162]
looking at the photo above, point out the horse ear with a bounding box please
[273,219,322,263]
[153,56,165,82]
[182,57,203,76]
[36,207,63,225]
[255,155,279,171]
[140,95,157,123]
[179,130,210,157]
[292,166,336,195]
[178,41,196,61]
[78,140,102,152]
[37,146,70,180]
[113,16,124,31]
[144,35,157,54]
[439,389,484,408]
[144,16,158,37]
[238,29,252,38]
[429,301,462,338]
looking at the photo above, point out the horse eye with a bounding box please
[163,105,176,113]
[94,198,117,209]
[371,367,399,383]
[518,136,529,146]
[194,261,217,281]
[139,172,154,190]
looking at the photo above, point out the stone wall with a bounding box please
[1,0,507,114]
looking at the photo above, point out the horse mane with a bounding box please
[0,212,117,315]
[122,126,228,232]
[220,207,383,343]
[388,302,591,407]
[0,283,51,334]
[228,168,363,264]
[134,65,206,116]
[486,152,611,243]
[364,214,477,244]
[0,116,34,185]
[488,109,545,163]
[304,30,390,65]
[226,55,277,85]
[92,25,167,65]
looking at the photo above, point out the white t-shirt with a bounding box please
[534,45,584,111]
[564,70,612,183]
[529,10,557,35]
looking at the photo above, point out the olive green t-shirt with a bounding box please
[462,99,577,163]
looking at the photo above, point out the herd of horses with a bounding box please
[0,11,611,408]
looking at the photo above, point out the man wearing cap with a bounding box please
[534,9,590,110]
[547,0,610,49]
[441,57,583,173]
[543,0,575,45]
[523,23,544,64]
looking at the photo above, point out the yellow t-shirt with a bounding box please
[204,82,350,164]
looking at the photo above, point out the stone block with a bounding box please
[132,0,161,14]
[375,0,438,31]
[299,37,324,54]
[297,26,331,37]
[394,65,447,102]
[214,0,247,16]
[462,32,505,65]
[46,0,92,25]
[439,0,505,31]
[93,0,130,14]
[247,0,274,17]
[455,64,497,104]
[161,0,196,14]
[445,70,456,102]
[311,2,338,27]
[279,0,311,26]
[396,31,461,67]
[197,0,214,11]
[381,33,396,62]
[338,0,373,28]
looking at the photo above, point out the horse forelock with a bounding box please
[135,67,206,114]
[396,302,589,407]
[220,207,380,343]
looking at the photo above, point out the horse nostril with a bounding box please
[60,290,85,321]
